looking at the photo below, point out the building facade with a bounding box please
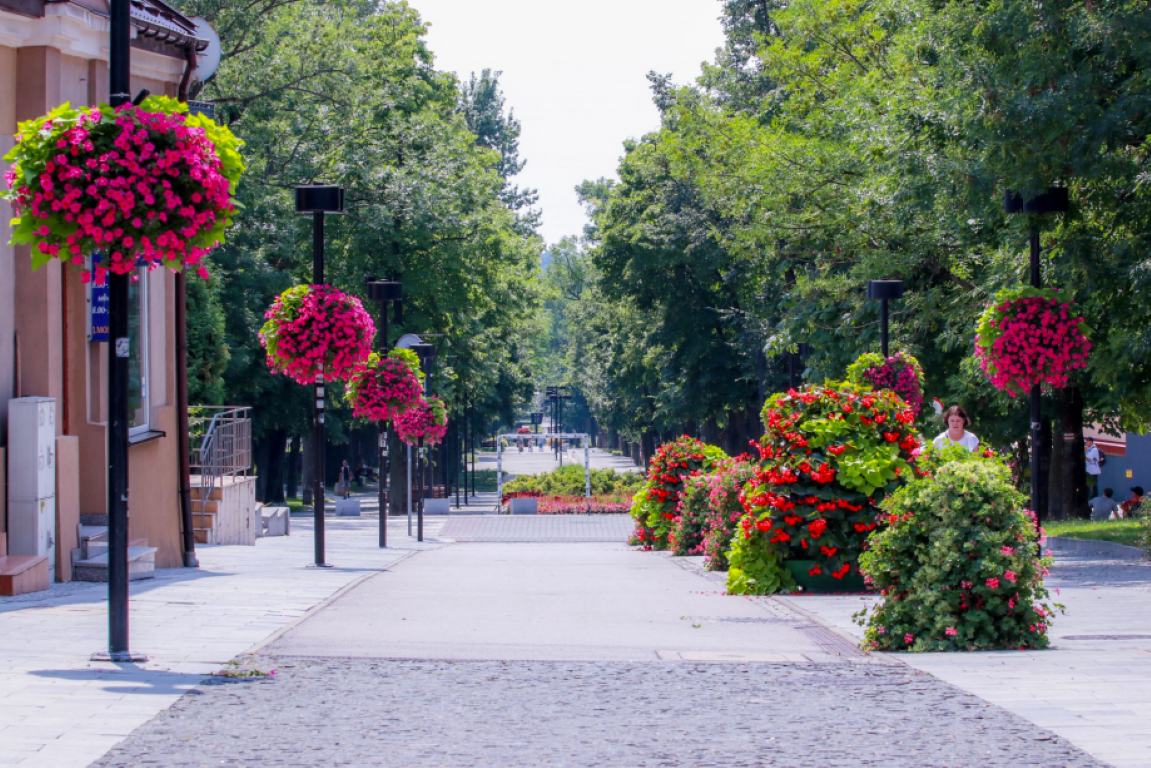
[1,0,205,579]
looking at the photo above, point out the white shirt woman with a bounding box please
[932,407,980,452]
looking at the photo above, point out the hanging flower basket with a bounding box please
[845,352,925,416]
[346,348,424,422]
[395,395,448,446]
[974,286,1091,397]
[1,96,244,283]
[258,284,374,384]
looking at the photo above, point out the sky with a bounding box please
[413,0,727,246]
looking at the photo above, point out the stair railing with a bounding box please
[188,407,252,537]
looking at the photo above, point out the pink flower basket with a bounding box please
[346,348,424,422]
[395,395,448,446]
[259,284,374,385]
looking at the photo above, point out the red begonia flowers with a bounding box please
[1,96,244,284]
[974,286,1091,397]
[259,284,375,384]
[346,348,424,422]
[395,396,448,446]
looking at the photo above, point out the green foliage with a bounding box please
[1044,518,1143,549]
[185,273,229,405]
[858,451,1061,651]
[726,529,796,596]
[501,464,644,497]
[670,474,711,556]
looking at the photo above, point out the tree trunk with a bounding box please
[254,430,287,503]
[641,431,657,467]
[1048,414,1065,520]
[301,435,315,506]
[1058,387,1088,519]
[702,417,720,446]
[1039,418,1052,519]
[388,430,408,517]
[285,435,300,499]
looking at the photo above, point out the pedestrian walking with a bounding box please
[339,460,353,499]
[932,405,980,452]
[1084,437,1104,499]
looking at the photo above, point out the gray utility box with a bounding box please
[508,497,538,515]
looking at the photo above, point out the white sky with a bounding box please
[413,0,726,246]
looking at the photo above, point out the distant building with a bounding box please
[1,0,207,581]
[1083,425,1150,500]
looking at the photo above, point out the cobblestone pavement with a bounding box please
[94,657,1104,767]
[438,514,633,542]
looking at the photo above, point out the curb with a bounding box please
[1047,535,1146,561]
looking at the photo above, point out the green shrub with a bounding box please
[670,473,711,556]
[502,464,644,497]
[702,457,755,571]
[857,449,1061,652]
[629,436,728,550]
[726,528,796,595]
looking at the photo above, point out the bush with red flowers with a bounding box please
[346,348,424,422]
[395,395,448,446]
[2,96,243,283]
[259,284,375,385]
[728,382,920,594]
[702,457,755,571]
[629,436,728,550]
[974,286,1091,396]
[670,473,712,556]
[845,352,925,417]
[857,446,1061,651]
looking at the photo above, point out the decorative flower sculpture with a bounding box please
[845,351,925,416]
[259,284,374,385]
[395,395,448,446]
[1,96,244,283]
[346,348,424,422]
[975,286,1091,396]
[735,382,920,586]
[628,436,727,550]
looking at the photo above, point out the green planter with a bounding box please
[784,559,867,594]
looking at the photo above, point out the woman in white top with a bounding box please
[932,405,980,452]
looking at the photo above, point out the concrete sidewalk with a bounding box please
[0,516,446,767]
[780,552,1151,768]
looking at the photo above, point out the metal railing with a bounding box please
[188,407,252,531]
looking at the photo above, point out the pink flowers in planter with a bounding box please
[974,287,1091,396]
[2,97,244,283]
[395,395,448,445]
[259,284,375,385]
[346,348,423,422]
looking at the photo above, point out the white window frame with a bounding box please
[128,268,151,436]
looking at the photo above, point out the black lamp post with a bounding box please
[1005,187,1069,526]
[410,342,437,542]
[366,278,402,548]
[866,280,905,358]
[296,184,344,567]
[98,0,142,663]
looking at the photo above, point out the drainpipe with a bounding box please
[176,42,199,567]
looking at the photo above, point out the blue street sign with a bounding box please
[89,254,109,342]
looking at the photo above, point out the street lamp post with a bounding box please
[366,278,402,548]
[866,280,905,358]
[295,184,344,567]
[1005,187,1069,528]
[410,342,437,542]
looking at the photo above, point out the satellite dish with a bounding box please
[396,334,423,350]
[191,18,221,83]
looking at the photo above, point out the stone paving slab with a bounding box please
[0,517,444,767]
[438,514,633,542]
[780,552,1151,768]
[93,658,1104,767]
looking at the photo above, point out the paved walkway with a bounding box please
[777,553,1151,768]
[92,543,1100,766]
[438,515,633,542]
[0,517,443,767]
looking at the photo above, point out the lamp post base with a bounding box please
[91,650,149,663]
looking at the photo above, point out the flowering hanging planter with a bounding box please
[974,286,1091,396]
[346,348,424,422]
[1,96,244,282]
[395,395,448,446]
[845,352,925,416]
[259,284,374,384]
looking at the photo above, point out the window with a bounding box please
[127,269,149,435]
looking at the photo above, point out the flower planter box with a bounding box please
[784,559,866,594]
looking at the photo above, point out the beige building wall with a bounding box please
[1,6,195,576]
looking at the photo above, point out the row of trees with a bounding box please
[541,0,1151,518]
[177,0,543,503]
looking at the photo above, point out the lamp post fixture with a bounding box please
[1005,187,1069,528]
[296,184,344,567]
[366,278,402,548]
[866,280,905,358]
[410,342,437,542]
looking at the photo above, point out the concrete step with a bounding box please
[191,499,220,515]
[73,546,156,582]
[0,554,50,596]
[192,509,218,528]
[83,536,148,561]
